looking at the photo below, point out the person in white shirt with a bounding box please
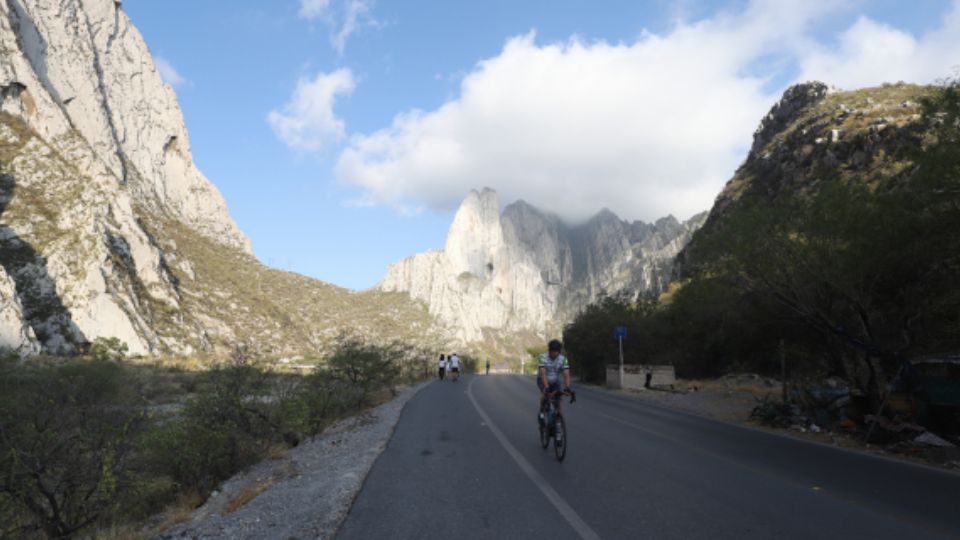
[449,353,461,381]
[438,354,446,380]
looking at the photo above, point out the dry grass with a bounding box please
[134,491,205,538]
[92,524,146,540]
[138,215,448,359]
[674,378,781,398]
[223,479,276,515]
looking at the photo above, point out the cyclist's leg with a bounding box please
[553,383,563,414]
[549,384,564,441]
[537,378,548,424]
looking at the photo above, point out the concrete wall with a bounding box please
[606,364,676,390]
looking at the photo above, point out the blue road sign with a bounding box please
[614,326,627,339]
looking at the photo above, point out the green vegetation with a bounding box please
[140,216,447,359]
[0,338,427,538]
[0,355,145,538]
[90,337,129,361]
[563,81,960,406]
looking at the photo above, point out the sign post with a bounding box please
[614,326,627,389]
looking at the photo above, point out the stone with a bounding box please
[914,432,956,448]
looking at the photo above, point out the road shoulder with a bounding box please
[584,378,960,473]
[158,380,431,539]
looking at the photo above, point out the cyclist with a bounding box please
[538,339,573,428]
[449,353,461,381]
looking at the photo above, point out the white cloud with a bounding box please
[299,0,332,20]
[334,2,830,222]
[154,56,188,87]
[298,0,376,55]
[267,68,356,152]
[799,4,960,88]
[331,0,960,223]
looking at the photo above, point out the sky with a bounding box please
[123,0,960,290]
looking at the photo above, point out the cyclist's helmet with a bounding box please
[548,339,563,352]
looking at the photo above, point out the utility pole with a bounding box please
[780,340,787,404]
[614,326,627,389]
[619,334,624,388]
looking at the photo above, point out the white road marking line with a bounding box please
[466,377,601,540]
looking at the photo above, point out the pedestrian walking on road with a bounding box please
[449,353,461,381]
[438,354,446,380]
[486,359,490,375]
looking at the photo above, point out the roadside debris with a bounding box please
[748,366,960,468]
[914,432,956,448]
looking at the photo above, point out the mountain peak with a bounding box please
[382,188,706,342]
[752,81,836,154]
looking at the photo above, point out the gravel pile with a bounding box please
[159,381,429,539]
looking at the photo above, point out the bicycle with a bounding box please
[539,389,576,461]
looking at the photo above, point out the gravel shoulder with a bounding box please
[158,380,430,539]
[600,378,772,423]
[594,377,960,472]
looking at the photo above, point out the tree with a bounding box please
[0,360,145,537]
[692,79,960,399]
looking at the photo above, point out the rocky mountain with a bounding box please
[0,0,446,357]
[380,188,706,342]
[675,80,932,278]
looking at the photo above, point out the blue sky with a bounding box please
[123,0,959,290]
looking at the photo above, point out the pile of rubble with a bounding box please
[750,378,960,468]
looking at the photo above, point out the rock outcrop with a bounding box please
[676,81,932,279]
[0,0,249,355]
[0,0,447,358]
[380,188,706,341]
[1,0,248,251]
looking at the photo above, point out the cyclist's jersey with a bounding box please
[449,355,460,369]
[538,352,569,384]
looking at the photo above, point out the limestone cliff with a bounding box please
[380,188,706,341]
[0,0,446,357]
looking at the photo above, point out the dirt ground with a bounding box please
[602,374,960,472]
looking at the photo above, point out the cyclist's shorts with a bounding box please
[451,367,460,372]
[536,378,562,394]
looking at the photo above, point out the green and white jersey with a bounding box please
[538,352,570,384]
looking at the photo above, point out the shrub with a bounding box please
[143,361,278,497]
[90,337,129,361]
[0,360,146,538]
[326,340,399,407]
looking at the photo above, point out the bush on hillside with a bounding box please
[0,358,146,538]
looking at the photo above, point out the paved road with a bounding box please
[337,375,960,539]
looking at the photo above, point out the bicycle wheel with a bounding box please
[539,420,549,449]
[554,414,566,461]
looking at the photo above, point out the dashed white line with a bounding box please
[466,377,601,540]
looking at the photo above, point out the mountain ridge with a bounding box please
[380,188,706,342]
[0,0,450,358]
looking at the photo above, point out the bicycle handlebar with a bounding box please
[546,389,576,404]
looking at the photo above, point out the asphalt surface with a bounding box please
[336,375,960,539]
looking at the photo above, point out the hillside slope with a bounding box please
[0,1,448,357]
[678,80,931,275]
